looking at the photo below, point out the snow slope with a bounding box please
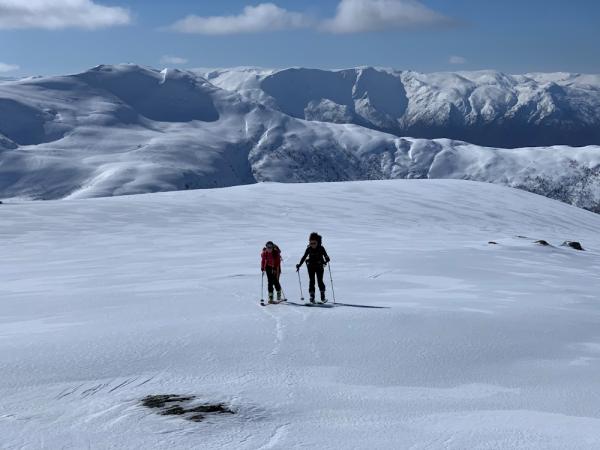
[1,64,600,212]
[2,180,600,449]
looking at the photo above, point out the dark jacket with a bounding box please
[298,245,330,267]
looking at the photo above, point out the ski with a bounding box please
[260,299,287,306]
[304,301,333,307]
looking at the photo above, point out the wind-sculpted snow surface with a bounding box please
[1,64,600,212]
[2,181,600,448]
[203,67,600,148]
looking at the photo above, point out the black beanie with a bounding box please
[309,232,321,244]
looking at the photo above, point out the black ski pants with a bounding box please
[265,266,281,293]
[307,263,326,295]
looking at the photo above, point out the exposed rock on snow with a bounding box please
[563,241,585,251]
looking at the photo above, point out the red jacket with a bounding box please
[261,247,281,271]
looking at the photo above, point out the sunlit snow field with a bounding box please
[2,180,600,449]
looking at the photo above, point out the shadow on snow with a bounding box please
[284,301,390,309]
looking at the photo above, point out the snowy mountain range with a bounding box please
[1,64,600,212]
[199,67,600,148]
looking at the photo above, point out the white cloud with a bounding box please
[168,3,311,35]
[0,0,131,30]
[321,0,454,34]
[449,55,467,65]
[0,62,19,72]
[160,56,189,65]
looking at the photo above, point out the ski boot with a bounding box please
[320,290,327,304]
[268,292,276,304]
[277,291,283,302]
[309,292,316,304]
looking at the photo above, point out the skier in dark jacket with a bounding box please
[296,232,330,303]
[261,241,283,303]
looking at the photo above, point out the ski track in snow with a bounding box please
[2,180,600,449]
[258,423,291,450]
[261,305,285,358]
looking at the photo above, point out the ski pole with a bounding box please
[297,269,305,301]
[278,265,287,301]
[328,263,336,304]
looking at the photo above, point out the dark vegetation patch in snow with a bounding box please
[141,395,235,422]
[142,394,193,408]
[514,161,600,214]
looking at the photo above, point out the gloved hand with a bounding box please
[296,264,300,271]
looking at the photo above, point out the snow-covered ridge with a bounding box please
[199,67,600,148]
[1,64,600,212]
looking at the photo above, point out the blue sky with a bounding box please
[1,0,599,77]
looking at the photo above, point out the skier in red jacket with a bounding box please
[261,241,283,303]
